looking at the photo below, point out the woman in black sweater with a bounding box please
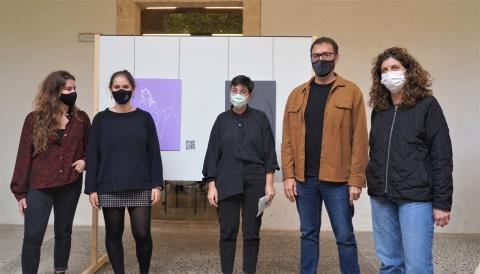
[85,70,163,274]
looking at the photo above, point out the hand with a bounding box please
[151,188,161,205]
[89,192,100,210]
[348,186,362,205]
[265,183,276,202]
[207,181,218,207]
[283,178,297,203]
[72,159,86,173]
[18,198,27,217]
[433,208,451,227]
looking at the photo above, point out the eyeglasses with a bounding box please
[310,52,335,62]
[230,89,249,96]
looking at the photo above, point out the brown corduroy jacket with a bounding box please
[281,74,369,187]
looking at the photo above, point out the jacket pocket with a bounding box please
[333,100,353,127]
[287,105,301,128]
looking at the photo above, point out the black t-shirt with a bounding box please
[304,80,335,178]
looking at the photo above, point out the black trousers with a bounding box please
[22,177,82,274]
[218,173,266,274]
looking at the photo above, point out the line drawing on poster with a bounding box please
[139,88,179,138]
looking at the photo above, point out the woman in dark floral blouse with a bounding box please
[10,70,90,274]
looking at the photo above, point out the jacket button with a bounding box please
[59,170,63,173]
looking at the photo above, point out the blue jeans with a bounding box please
[371,195,434,274]
[296,178,359,274]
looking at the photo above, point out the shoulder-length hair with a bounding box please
[369,47,432,111]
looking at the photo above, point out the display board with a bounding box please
[97,35,313,181]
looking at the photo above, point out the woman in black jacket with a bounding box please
[366,47,453,274]
[203,75,279,274]
[85,70,163,274]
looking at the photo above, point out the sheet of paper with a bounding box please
[257,195,272,217]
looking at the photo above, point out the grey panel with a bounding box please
[225,80,277,138]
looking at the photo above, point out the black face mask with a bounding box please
[60,92,77,106]
[312,60,335,77]
[112,89,133,105]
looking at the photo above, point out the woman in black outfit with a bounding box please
[203,75,279,274]
[85,70,163,274]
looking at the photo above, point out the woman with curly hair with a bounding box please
[10,70,90,274]
[366,47,453,274]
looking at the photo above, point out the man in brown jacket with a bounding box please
[281,37,368,274]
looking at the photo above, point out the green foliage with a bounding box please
[165,11,242,34]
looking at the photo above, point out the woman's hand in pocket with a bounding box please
[72,159,86,173]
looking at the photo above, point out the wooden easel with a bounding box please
[81,34,109,274]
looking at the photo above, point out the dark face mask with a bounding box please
[60,92,77,106]
[112,89,132,105]
[312,60,335,77]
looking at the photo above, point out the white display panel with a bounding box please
[98,36,312,181]
[228,37,274,80]
[98,36,134,111]
[134,36,180,79]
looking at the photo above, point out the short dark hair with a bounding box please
[231,75,254,93]
[310,37,339,55]
[109,70,136,90]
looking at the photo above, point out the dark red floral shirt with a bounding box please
[10,111,91,200]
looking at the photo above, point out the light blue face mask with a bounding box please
[230,93,248,108]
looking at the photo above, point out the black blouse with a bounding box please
[202,105,279,200]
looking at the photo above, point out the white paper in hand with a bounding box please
[257,195,272,217]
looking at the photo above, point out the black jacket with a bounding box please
[366,96,453,210]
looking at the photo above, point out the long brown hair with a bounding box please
[369,47,433,111]
[32,71,78,155]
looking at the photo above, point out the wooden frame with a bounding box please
[81,34,109,274]
[117,0,261,36]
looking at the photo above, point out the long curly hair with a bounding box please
[369,47,432,111]
[32,71,79,155]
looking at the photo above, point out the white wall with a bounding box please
[0,0,478,234]
[260,0,480,233]
[0,0,116,225]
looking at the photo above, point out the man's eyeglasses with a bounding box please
[310,52,335,62]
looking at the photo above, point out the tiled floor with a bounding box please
[0,221,478,274]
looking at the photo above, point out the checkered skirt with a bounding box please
[98,189,152,207]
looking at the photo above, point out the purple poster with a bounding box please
[132,78,181,151]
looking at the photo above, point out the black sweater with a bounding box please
[84,108,164,194]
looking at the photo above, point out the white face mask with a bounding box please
[381,70,406,94]
[230,93,248,108]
